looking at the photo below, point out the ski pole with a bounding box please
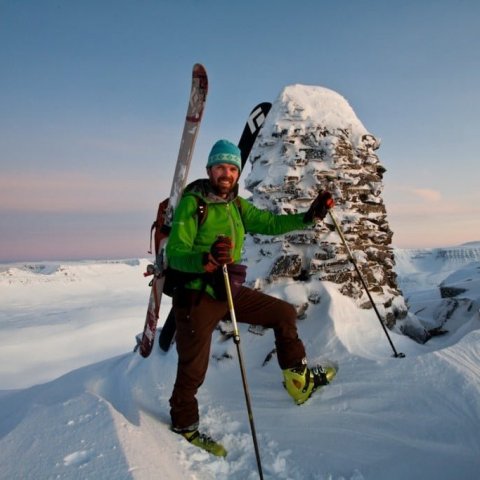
[328,210,405,358]
[222,263,264,480]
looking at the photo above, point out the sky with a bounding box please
[1,0,479,262]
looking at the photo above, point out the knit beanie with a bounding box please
[206,139,242,171]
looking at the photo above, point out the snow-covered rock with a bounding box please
[244,84,406,327]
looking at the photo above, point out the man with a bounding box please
[166,139,335,456]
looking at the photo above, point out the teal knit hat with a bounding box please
[206,139,242,171]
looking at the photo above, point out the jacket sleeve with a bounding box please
[165,195,206,273]
[237,197,314,235]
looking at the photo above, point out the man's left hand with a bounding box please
[304,191,334,222]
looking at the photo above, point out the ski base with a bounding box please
[137,63,208,358]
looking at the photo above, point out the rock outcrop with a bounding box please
[243,84,407,327]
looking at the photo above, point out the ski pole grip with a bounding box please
[211,235,233,265]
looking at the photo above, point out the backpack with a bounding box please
[148,194,242,297]
[148,196,208,256]
[148,196,207,297]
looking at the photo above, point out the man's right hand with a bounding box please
[202,236,233,272]
[210,236,233,264]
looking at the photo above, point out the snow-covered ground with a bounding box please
[1,245,480,479]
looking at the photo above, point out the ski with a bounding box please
[237,101,272,168]
[158,101,272,353]
[137,64,208,358]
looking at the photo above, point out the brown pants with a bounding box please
[169,286,306,430]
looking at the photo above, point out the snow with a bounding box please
[1,247,480,480]
[267,84,369,147]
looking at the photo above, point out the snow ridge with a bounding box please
[1,246,480,479]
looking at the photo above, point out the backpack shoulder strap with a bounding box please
[195,197,208,226]
[234,197,242,214]
[233,197,245,230]
[196,196,242,226]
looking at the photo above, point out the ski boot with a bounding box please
[173,427,227,457]
[283,363,336,405]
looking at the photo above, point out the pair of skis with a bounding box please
[137,63,271,357]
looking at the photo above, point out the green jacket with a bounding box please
[166,179,311,295]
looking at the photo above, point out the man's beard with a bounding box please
[212,176,237,196]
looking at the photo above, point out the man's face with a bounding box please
[207,163,240,197]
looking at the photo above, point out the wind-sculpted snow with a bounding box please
[393,245,480,346]
[0,259,153,388]
[1,248,480,479]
